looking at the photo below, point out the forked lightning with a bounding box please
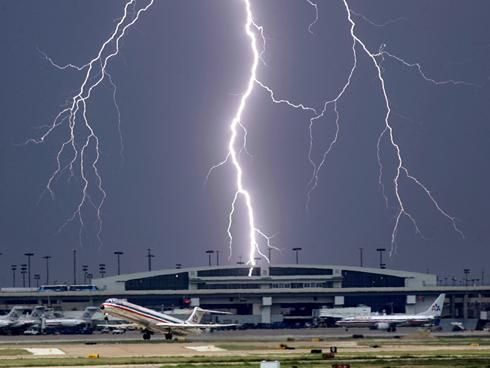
[31,0,469,268]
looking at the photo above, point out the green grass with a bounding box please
[0,349,31,356]
[0,353,321,367]
[356,337,490,347]
[0,352,490,368]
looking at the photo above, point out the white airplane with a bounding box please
[0,306,30,330]
[43,306,98,332]
[336,294,445,332]
[0,306,45,334]
[101,298,236,340]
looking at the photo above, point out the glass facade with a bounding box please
[270,282,332,288]
[197,283,261,289]
[342,270,405,288]
[125,272,189,290]
[197,268,260,277]
[270,267,333,276]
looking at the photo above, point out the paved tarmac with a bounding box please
[0,327,487,344]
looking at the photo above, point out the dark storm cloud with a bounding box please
[0,0,489,285]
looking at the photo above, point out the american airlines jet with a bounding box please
[100,298,235,340]
[336,294,445,332]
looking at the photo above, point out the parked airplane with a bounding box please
[42,306,99,334]
[0,306,30,331]
[100,298,236,340]
[0,306,45,334]
[336,294,445,332]
[0,307,27,326]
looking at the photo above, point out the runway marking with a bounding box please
[25,348,65,356]
[185,345,226,352]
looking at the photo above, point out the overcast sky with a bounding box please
[1,0,489,286]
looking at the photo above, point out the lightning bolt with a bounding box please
[27,0,154,244]
[348,0,467,253]
[223,0,271,275]
[29,0,470,269]
[306,0,319,34]
[212,0,466,268]
[309,0,466,255]
[350,10,408,28]
[209,0,326,274]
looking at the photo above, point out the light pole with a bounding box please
[34,274,40,288]
[359,248,364,267]
[99,263,106,278]
[147,248,155,271]
[237,256,244,265]
[464,268,470,287]
[82,265,88,284]
[176,263,182,269]
[376,248,386,269]
[24,252,34,287]
[43,256,51,285]
[10,265,17,287]
[73,249,77,284]
[87,273,93,285]
[292,247,302,264]
[114,251,124,275]
[205,250,214,266]
[215,250,220,266]
[20,264,27,287]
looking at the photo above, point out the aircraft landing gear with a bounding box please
[142,330,151,340]
[165,331,173,340]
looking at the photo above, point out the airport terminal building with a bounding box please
[91,264,438,325]
[1,264,488,325]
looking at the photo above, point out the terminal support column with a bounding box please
[261,297,272,324]
[463,294,468,319]
[450,295,456,318]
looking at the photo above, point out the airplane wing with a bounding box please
[0,320,12,328]
[156,322,237,329]
[99,323,141,330]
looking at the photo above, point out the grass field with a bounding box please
[0,348,31,356]
[1,355,490,368]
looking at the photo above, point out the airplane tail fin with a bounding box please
[419,294,445,317]
[82,306,99,320]
[185,307,231,324]
[30,306,46,319]
[6,306,25,320]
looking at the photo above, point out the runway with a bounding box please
[1,333,490,358]
[0,327,487,344]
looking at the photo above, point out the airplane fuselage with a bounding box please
[336,314,433,328]
[101,299,193,335]
[101,298,235,340]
